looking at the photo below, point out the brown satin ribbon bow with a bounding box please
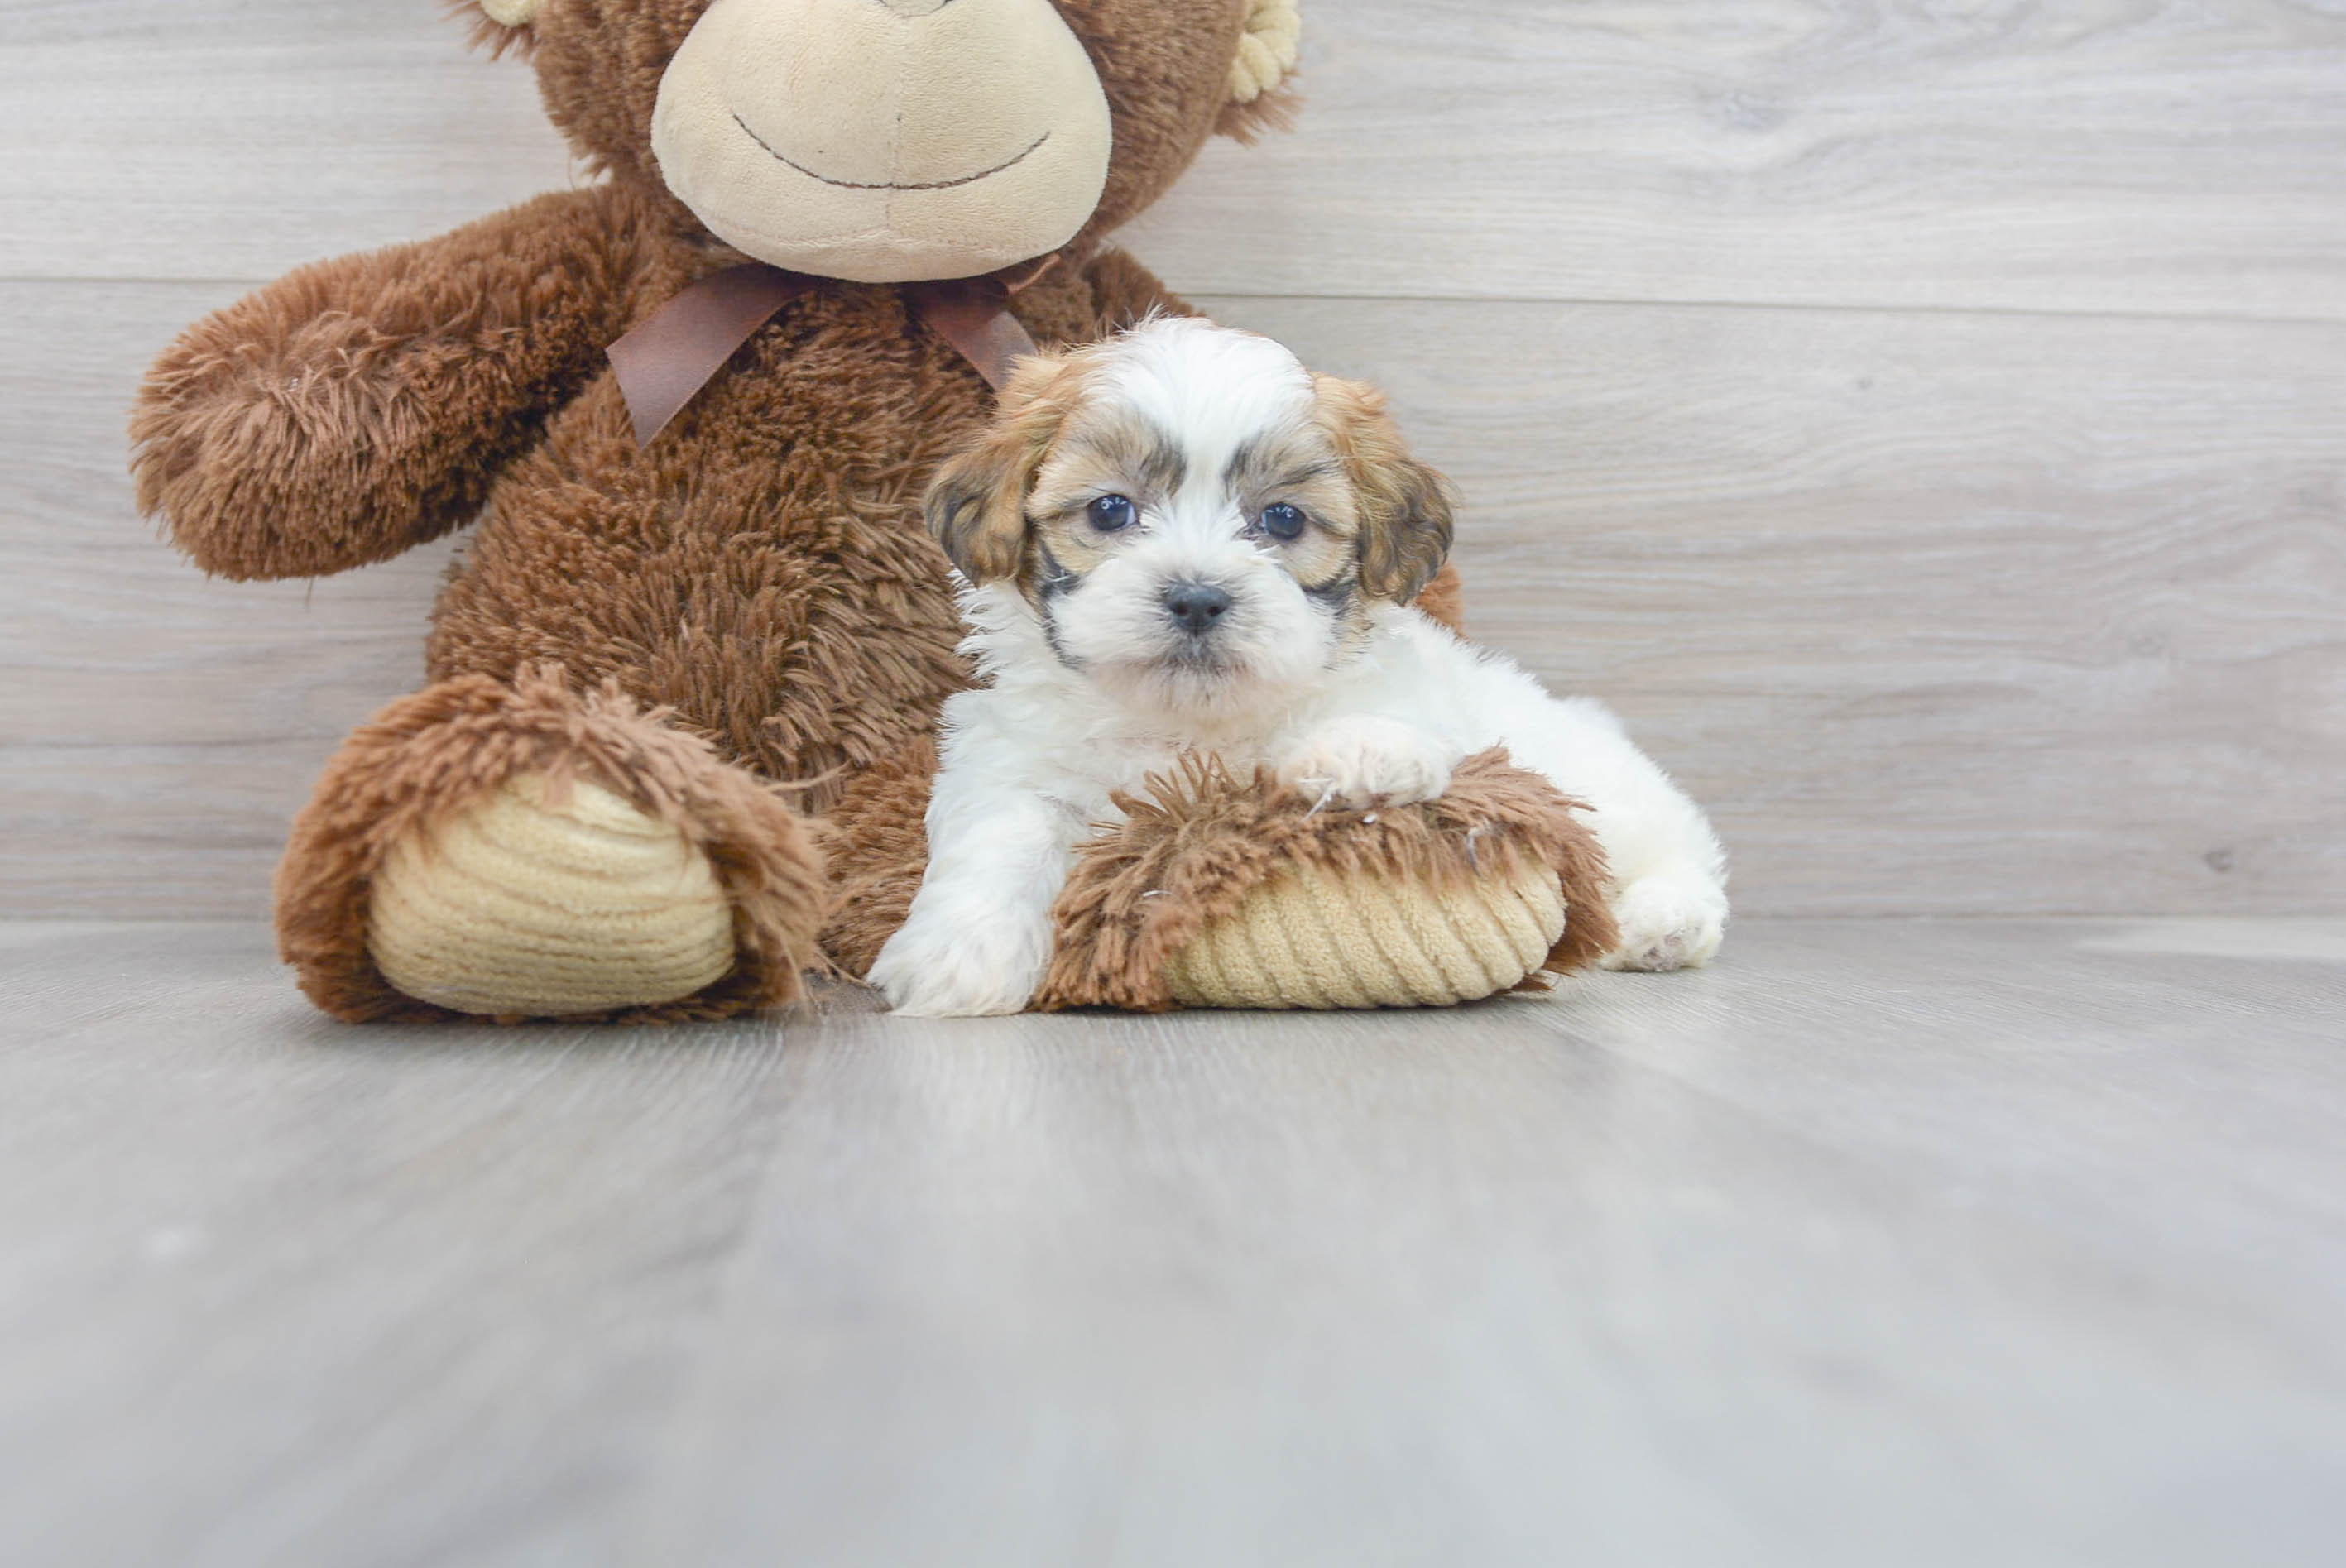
[605,263,1044,448]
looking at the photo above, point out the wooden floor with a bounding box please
[2,8,2339,1562]
[2,918,2342,1566]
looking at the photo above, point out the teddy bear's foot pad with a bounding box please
[1015,749,1622,1014]
[1165,858,1566,1009]
[367,772,736,1018]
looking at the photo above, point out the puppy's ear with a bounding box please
[1314,375,1456,604]
[925,355,1072,584]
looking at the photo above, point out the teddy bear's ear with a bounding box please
[1217,0,1303,142]
[453,0,542,55]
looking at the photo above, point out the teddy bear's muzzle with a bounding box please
[649,0,1115,284]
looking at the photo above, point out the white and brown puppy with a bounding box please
[870,317,1727,1016]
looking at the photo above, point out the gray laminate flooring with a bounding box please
[2,918,2342,1567]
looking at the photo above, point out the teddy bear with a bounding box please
[130,0,1614,1023]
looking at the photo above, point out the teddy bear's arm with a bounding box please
[131,185,636,582]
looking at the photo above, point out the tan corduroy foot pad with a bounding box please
[368,772,736,1018]
[1165,856,1567,1009]
[1031,750,1619,1014]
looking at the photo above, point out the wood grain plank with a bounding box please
[6,2,2343,321]
[1199,293,2346,917]
[626,918,2346,1566]
[0,920,804,1568]
[0,0,577,282]
[1130,0,2346,319]
[2,280,452,918]
[2,918,2343,1566]
[7,281,2342,918]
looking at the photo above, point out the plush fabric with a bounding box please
[275,668,826,1024]
[367,771,740,1018]
[1227,0,1303,105]
[1160,861,1568,1010]
[822,746,1618,1012]
[650,0,1117,282]
[1034,750,1619,1012]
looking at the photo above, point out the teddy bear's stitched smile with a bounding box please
[730,113,1052,193]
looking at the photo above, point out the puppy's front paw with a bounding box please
[1276,716,1459,812]
[869,912,1052,1017]
[1602,875,1728,972]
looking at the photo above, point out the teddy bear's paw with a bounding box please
[1275,715,1461,813]
[1600,874,1728,973]
[367,771,738,1017]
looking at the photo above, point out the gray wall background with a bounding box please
[3,0,2341,918]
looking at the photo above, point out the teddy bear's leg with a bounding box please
[275,669,827,1024]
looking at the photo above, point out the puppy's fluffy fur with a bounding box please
[871,318,1728,1016]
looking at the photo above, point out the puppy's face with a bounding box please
[927,318,1454,720]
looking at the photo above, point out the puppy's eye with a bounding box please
[1087,494,1137,532]
[1259,502,1307,541]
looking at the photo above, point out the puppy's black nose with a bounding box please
[1163,582,1232,635]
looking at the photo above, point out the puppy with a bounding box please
[870,317,1728,1017]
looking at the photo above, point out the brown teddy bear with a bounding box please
[130,0,1612,1022]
